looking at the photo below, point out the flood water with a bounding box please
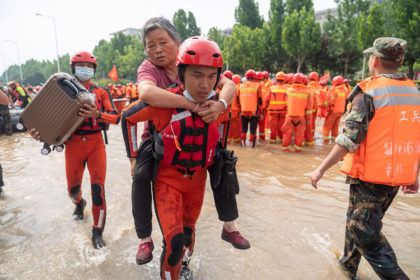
[1,120,419,280]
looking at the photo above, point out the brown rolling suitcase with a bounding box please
[21,73,94,154]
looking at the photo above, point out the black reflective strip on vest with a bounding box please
[201,123,209,168]
[182,144,203,152]
[184,127,205,136]
[174,159,203,168]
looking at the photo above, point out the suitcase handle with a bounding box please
[57,78,86,99]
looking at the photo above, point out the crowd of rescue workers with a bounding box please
[0,15,418,280]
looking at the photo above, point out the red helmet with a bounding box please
[117,84,121,87]
[275,71,286,81]
[176,36,223,68]
[107,83,112,88]
[285,73,294,83]
[332,76,344,86]
[70,51,97,73]
[232,74,241,85]
[255,71,263,80]
[292,73,305,84]
[223,70,233,79]
[129,83,133,86]
[245,70,256,79]
[308,72,319,81]
[343,79,349,84]
[35,86,41,91]
[262,71,269,79]
[304,76,309,85]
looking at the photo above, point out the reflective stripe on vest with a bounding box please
[268,86,287,112]
[340,77,420,186]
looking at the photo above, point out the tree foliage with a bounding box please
[172,9,201,42]
[323,0,370,76]
[357,2,386,51]
[268,0,287,70]
[234,0,264,29]
[282,7,321,72]
[285,0,313,14]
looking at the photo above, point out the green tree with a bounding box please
[323,0,370,76]
[187,11,201,37]
[268,0,287,70]
[207,27,226,50]
[234,0,264,29]
[224,25,268,73]
[114,38,146,81]
[392,0,420,78]
[24,72,46,85]
[172,9,202,41]
[357,2,386,51]
[285,0,313,14]
[282,7,321,72]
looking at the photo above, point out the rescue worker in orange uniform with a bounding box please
[311,37,419,280]
[321,76,347,143]
[265,71,288,143]
[239,70,263,147]
[307,72,324,143]
[122,37,230,280]
[281,73,312,152]
[30,51,120,249]
[256,71,269,141]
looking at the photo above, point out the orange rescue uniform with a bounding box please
[228,84,242,144]
[307,80,323,143]
[281,83,312,152]
[322,84,347,143]
[266,83,288,143]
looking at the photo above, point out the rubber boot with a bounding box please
[240,133,246,147]
[249,134,256,148]
[73,198,86,220]
[92,228,106,249]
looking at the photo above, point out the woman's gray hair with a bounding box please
[142,17,180,49]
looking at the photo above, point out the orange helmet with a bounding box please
[223,70,233,79]
[308,72,319,81]
[70,51,97,73]
[232,74,241,85]
[275,71,286,81]
[245,70,256,79]
[262,71,269,79]
[292,73,305,84]
[255,71,263,80]
[332,76,344,86]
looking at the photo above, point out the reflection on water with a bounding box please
[0,123,419,280]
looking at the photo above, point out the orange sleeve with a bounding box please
[96,87,120,124]
[121,101,170,158]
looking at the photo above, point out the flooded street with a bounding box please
[1,121,419,280]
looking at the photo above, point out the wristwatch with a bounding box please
[218,98,228,113]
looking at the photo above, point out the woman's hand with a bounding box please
[196,100,225,123]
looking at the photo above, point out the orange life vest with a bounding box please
[308,81,323,113]
[259,81,270,108]
[341,76,420,186]
[231,84,241,112]
[153,87,220,172]
[286,84,309,117]
[332,84,347,113]
[267,84,287,113]
[239,81,259,114]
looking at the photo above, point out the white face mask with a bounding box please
[183,89,216,103]
[75,66,94,81]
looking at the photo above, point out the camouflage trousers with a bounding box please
[0,163,3,187]
[340,180,410,280]
[0,108,12,135]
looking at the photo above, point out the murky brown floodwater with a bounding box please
[1,119,419,280]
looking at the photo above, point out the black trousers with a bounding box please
[241,115,258,135]
[131,139,239,239]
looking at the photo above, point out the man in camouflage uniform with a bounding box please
[0,85,12,136]
[311,37,420,280]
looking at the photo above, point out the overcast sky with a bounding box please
[0,0,337,72]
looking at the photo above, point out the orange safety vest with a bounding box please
[267,84,287,113]
[259,81,270,109]
[341,76,420,186]
[308,81,323,113]
[239,81,259,114]
[332,84,347,113]
[231,84,241,112]
[286,84,309,117]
